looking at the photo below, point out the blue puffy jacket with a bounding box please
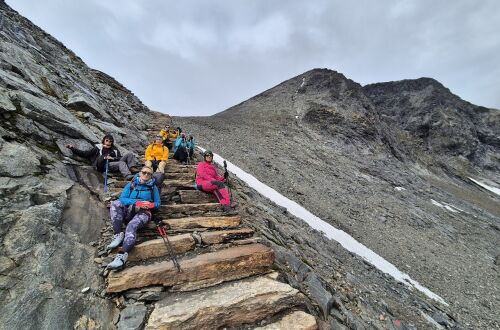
[119,175,161,209]
[173,137,188,154]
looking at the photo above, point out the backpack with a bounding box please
[128,172,165,200]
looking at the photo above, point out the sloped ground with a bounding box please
[174,71,500,328]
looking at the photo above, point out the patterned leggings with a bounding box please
[110,200,150,253]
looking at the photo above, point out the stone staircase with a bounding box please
[97,125,318,329]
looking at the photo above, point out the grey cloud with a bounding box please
[7,0,500,114]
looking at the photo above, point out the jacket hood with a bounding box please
[133,174,155,187]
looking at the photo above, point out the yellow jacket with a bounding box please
[145,143,169,161]
[159,129,178,141]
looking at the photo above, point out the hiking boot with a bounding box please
[106,232,124,250]
[222,205,238,216]
[106,252,128,270]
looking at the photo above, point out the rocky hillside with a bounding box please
[175,69,500,328]
[0,2,164,328]
[1,1,499,329]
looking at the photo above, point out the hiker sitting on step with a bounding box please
[106,166,161,270]
[65,134,136,179]
[196,150,236,215]
[173,132,190,164]
[159,125,177,150]
[145,135,169,173]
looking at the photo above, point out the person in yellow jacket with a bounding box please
[159,125,178,149]
[145,135,169,173]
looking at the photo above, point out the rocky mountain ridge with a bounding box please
[175,69,500,328]
[0,1,498,329]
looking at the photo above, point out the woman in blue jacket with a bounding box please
[106,166,161,269]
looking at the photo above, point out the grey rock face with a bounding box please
[0,141,41,177]
[0,2,157,328]
[175,68,500,328]
[118,304,148,330]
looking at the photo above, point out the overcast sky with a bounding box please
[7,0,500,116]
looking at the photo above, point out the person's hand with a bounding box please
[105,155,113,160]
[224,171,229,179]
[64,144,73,149]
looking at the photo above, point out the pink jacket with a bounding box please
[196,161,224,185]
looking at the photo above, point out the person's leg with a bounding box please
[108,161,131,176]
[157,161,167,173]
[145,160,153,168]
[110,200,127,233]
[107,200,128,249]
[123,212,151,253]
[216,187,231,206]
[120,153,137,168]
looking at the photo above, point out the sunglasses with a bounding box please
[204,154,213,157]
[140,171,153,176]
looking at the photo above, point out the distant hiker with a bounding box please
[187,135,195,159]
[196,150,236,214]
[173,132,189,164]
[145,135,169,173]
[65,134,136,179]
[106,166,161,269]
[159,125,177,150]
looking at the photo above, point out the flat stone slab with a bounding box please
[107,243,274,293]
[158,203,220,215]
[146,276,305,330]
[178,190,217,204]
[163,215,241,229]
[128,234,195,262]
[254,311,318,330]
[200,228,254,245]
[166,172,195,181]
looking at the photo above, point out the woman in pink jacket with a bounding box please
[196,150,236,214]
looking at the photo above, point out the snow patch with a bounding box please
[431,199,460,213]
[468,177,500,196]
[394,187,406,191]
[200,147,448,305]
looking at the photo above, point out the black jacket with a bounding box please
[71,143,121,172]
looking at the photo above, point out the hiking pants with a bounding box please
[145,160,167,173]
[173,148,188,163]
[110,200,151,253]
[198,180,231,206]
[109,153,136,176]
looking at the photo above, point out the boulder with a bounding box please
[66,92,111,120]
[107,243,274,293]
[146,276,305,330]
[254,311,318,330]
[0,141,41,177]
[117,304,148,330]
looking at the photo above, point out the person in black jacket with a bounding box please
[65,134,136,178]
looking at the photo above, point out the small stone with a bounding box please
[94,258,103,264]
[81,287,90,293]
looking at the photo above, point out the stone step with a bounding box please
[178,190,217,204]
[130,228,254,261]
[113,178,194,190]
[145,276,305,330]
[163,215,241,230]
[165,172,195,181]
[200,228,254,245]
[253,311,318,330]
[128,234,195,262]
[106,243,274,293]
[158,203,220,217]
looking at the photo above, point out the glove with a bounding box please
[224,171,229,179]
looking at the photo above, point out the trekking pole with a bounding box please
[104,159,109,192]
[156,223,182,272]
[223,160,233,201]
